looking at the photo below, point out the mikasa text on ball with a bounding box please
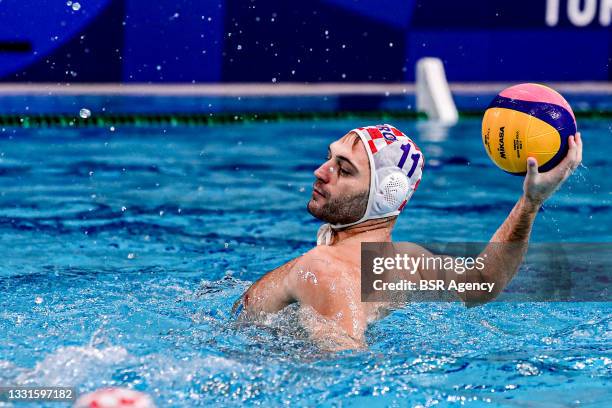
[482,83,576,175]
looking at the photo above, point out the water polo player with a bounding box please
[232,124,583,349]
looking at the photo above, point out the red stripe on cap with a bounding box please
[367,127,383,140]
[391,127,404,136]
[398,199,408,212]
[413,179,421,191]
[367,140,378,154]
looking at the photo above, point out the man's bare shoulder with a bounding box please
[302,244,337,260]
[300,242,426,272]
[284,245,356,291]
[298,242,428,267]
[292,245,338,275]
[392,241,431,256]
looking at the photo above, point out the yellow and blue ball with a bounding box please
[482,83,576,175]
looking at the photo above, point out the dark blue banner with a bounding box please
[0,0,609,82]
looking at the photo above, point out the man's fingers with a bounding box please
[545,133,582,190]
[575,132,583,164]
[526,156,538,178]
[570,135,581,170]
[568,135,577,160]
[566,135,580,171]
[549,144,576,183]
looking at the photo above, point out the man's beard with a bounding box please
[307,189,369,225]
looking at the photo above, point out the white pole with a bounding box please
[416,57,459,125]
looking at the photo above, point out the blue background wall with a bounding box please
[0,0,609,82]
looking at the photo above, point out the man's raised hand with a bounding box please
[523,133,583,206]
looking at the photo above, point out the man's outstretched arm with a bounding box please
[419,133,583,304]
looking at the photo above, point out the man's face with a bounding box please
[307,132,371,225]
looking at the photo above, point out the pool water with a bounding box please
[0,119,610,407]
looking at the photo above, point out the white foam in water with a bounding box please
[146,354,242,383]
[0,360,25,382]
[16,345,129,386]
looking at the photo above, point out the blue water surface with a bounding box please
[0,118,610,407]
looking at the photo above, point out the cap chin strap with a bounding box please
[316,223,335,246]
[316,211,401,246]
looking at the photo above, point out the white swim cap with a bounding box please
[317,124,424,245]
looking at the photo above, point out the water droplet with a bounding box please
[35,296,43,304]
[224,242,229,249]
[127,253,136,259]
[71,2,81,11]
[121,206,127,212]
[156,65,162,71]
[110,126,115,132]
[79,108,91,118]
[271,77,277,83]
[237,44,242,50]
